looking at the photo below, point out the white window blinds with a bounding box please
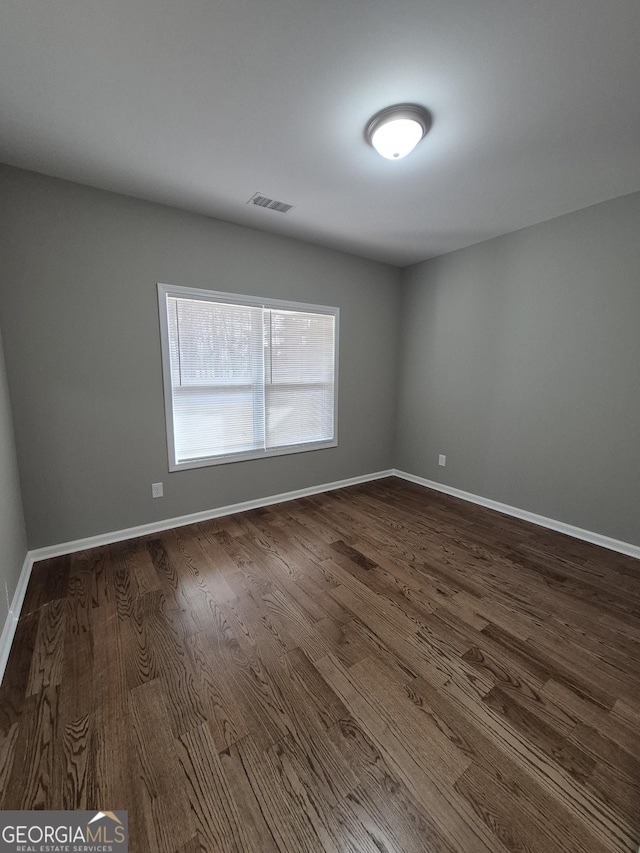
[158,285,338,469]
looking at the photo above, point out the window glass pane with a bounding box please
[168,298,263,385]
[266,383,334,448]
[167,297,264,462]
[265,309,335,448]
[173,385,263,460]
[268,310,335,383]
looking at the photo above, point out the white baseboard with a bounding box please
[0,551,35,686]
[393,469,640,560]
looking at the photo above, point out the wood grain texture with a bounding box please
[1,477,639,851]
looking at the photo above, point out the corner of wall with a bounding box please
[0,323,29,685]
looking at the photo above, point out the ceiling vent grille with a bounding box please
[248,193,294,214]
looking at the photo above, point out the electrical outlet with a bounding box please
[438,454,446,467]
[152,482,164,498]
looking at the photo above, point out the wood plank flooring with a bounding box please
[1,477,639,852]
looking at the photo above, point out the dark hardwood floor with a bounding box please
[1,477,639,852]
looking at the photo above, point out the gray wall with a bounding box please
[2,163,639,551]
[396,191,640,545]
[0,165,401,548]
[0,324,27,627]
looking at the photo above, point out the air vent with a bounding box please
[248,193,295,214]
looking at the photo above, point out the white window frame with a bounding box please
[157,283,339,471]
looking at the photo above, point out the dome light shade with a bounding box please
[371,118,424,160]
[365,104,431,160]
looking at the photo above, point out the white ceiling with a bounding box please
[2,0,640,266]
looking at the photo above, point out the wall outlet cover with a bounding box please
[152,482,164,498]
[438,454,446,466]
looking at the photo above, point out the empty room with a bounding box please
[1,0,639,850]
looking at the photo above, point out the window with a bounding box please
[158,283,338,470]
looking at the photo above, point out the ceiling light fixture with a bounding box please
[365,104,432,160]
